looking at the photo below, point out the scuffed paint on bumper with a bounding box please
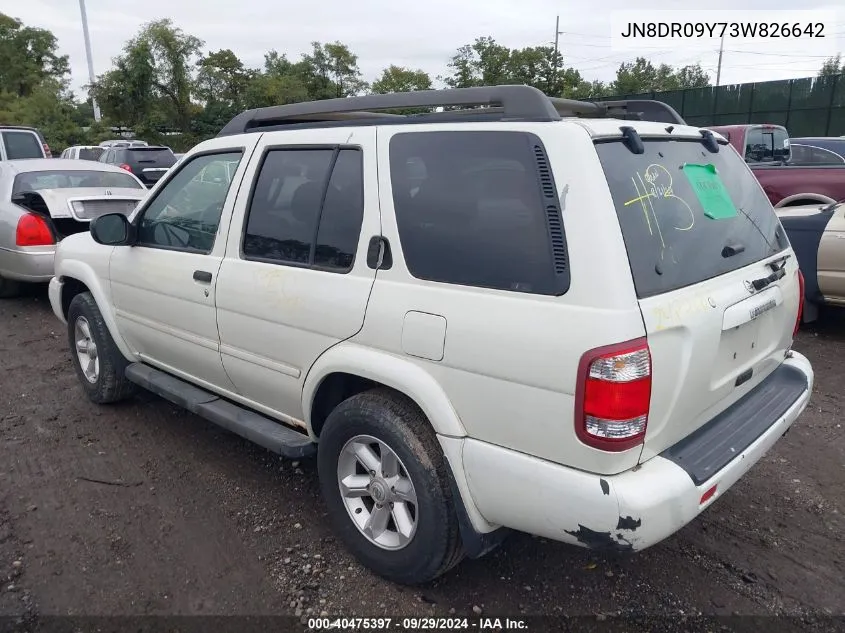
[458,352,813,552]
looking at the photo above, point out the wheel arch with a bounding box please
[775,193,836,208]
[302,344,467,441]
[57,261,135,361]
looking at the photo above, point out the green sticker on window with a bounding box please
[682,163,738,220]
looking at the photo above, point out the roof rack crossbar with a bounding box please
[218,85,562,136]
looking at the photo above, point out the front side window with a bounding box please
[389,131,561,294]
[243,148,365,272]
[137,151,243,253]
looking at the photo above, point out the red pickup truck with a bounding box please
[707,124,845,208]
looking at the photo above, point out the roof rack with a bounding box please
[217,85,686,137]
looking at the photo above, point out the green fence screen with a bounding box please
[595,74,845,137]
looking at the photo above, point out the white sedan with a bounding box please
[0,159,147,298]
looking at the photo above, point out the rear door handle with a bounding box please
[193,270,212,283]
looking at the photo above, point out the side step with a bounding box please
[125,363,316,459]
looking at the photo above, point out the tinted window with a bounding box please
[315,150,364,270]
[3,131,44,159]
[126,148,176,167]
[744,126,790,163]
[13,170,143,193]
[79,147,104,161]
[596,138,789,299]
[243,150,335,265]
[137,151,243,253]
[789,144,845,165]
[389,131,559,294]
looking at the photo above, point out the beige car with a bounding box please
[776,201,845,321]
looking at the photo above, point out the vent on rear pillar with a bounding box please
[532,143,569,279]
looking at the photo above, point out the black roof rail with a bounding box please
[218,85,563,136]
[217,86,687,137]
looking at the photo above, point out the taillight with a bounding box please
[575,338,652,452]
[794,269,805,335]
[119,163,132,172]
[16,213,55,246]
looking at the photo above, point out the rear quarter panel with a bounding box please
[752,165,845,207]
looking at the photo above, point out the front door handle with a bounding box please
[193,270,213,283]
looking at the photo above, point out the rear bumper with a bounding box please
[458,351,813,551]
[0,246,55,282]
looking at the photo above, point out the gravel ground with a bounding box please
[1,286,843,632]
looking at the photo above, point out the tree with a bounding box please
[371,66,432,94]
[295,41,367,100]
[819,54,842,77]
[0,13,69,97]
[441,37,587,98]
[92,19,203,133]
[611,57,710,95]
[195,49,253,108]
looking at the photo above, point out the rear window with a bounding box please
[2,131,44,159]
[744,126,790,163]
[596,138,789,299]
[126,148,176,166]
[13,170,143,194]
[79,147,104,161]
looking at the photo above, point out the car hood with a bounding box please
[15,187,147,221]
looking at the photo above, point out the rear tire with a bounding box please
[317,389,464,585]
[0,275,21,299]
[67,292,137,404]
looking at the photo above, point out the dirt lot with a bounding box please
[1,287,844,632]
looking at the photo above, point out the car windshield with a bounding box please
[595,137,789,299]
[12,170,143,194]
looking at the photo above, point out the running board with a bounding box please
[125,363,316,459]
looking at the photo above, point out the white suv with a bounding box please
[48,86,813,585]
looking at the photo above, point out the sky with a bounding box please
[5,0,845,97]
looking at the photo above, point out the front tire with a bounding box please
[317,389,464,584]
[67,292,136,404]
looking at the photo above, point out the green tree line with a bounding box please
[0,12,841,152]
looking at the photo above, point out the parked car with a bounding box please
[0,159,146,298]
[60,145,105,161]
[98,145,177,187]
[707,124,845,208]
[1,125,50,159]
[49,86,812,585]
[788,137,845,165]
[99,139,148,148]
[775,200,845,321]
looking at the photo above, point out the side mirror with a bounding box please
[90,213,133,246]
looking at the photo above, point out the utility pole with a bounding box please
[552,15,563,94]
[78,0,102,122]
[715,34,725,87]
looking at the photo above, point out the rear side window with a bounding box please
[744,126,790,163]
[389,131,566,295]
[3,131,44,159]
[243,148,365,272]
[127,148,176,166]
[596,138,789,299]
